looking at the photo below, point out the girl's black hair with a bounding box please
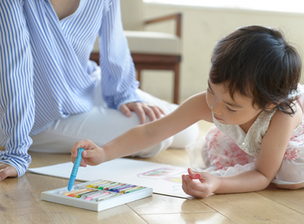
[209,25,302,115]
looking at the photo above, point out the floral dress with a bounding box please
[186,85,304,185]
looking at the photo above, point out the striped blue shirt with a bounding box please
[0,0,141,177]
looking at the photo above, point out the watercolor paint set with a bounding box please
[41,179,153,211]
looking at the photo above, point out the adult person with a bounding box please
[0,0,199,181]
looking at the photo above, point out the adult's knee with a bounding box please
[170,123,200,148]
[130,136,174,158]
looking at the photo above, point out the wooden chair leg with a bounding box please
[173,64,180,104]
[137,69,142,88]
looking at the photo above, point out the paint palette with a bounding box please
[41,179,153,211]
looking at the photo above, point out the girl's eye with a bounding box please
[227,106,236,113]
[207,88,214,94]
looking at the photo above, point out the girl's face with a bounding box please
[206,80,262,130]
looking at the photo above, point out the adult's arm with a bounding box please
[0,0,35,179]
[98,0,142,110]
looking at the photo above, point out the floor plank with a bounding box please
[258,187,304,214]
[128,194,214,215]
[0,175,54,224]
[140,213,235,224]
[202,192,304,223]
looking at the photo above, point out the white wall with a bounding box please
[140,3,304,102]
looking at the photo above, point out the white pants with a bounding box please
[29,69,200,157]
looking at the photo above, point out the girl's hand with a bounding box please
[71,139,105,167]
[182,168,220,198]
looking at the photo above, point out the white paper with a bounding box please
[28,158,192,198]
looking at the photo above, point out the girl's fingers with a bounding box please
[82,149,94,158]
[187,168,201,179]
[79,159,87,167]
[71,140,94,158]
[188,167,195,175]
[182,175,204,198]
[182,175,191,194]
[182,173,211,198]
[185,186,206,198]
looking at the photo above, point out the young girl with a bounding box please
[71,25,304,198]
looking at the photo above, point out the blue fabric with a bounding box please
[0,0,141,176]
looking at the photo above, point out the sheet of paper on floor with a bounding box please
[28,158,192,198]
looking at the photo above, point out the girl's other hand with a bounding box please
[70,139,105,167]
[182,168,220,198]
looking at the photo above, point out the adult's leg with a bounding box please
[134,89,199,148]
[30,105,173,157]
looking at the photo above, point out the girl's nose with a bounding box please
[211,100,222,115]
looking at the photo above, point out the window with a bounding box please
[144,0,304,14]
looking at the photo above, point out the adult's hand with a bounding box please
[119,102,165,124]
[0,164,18,181]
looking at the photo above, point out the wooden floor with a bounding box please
[1,121,304,224]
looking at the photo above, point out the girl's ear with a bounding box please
[265,102,278,111]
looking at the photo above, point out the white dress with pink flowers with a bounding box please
[186,85,304,185]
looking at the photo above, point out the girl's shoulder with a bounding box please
[270,101,302,133]
[259,102,302,164]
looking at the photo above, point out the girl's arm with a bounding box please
[71,92,213,166]
[183,104,302,198]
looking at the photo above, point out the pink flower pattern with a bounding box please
[205,115,304,171]
[206,126,255,170]
[284,118,304,160]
